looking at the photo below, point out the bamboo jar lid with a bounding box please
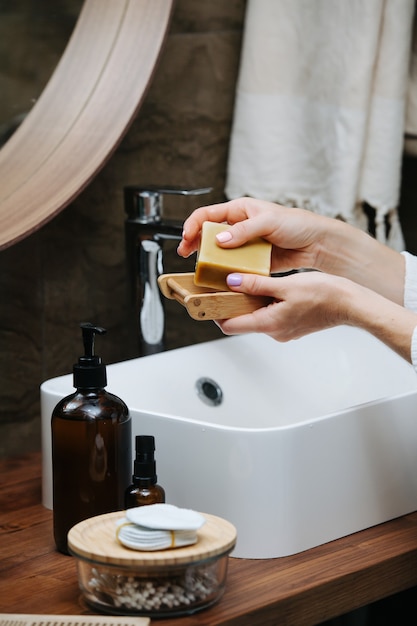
[68,511,237,566]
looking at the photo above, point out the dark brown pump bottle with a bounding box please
[52,323,132,554]
[125,435,165,508]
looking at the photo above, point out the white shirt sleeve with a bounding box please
[402,251,417,312]
[401,251,417,371]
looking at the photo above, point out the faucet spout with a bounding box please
[140,239,165,351]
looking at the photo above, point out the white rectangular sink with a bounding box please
[41,326,417,558]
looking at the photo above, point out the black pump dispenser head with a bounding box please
[73,322,107,389]
[132,435,157,485]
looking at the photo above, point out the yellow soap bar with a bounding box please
[194,222,272,291]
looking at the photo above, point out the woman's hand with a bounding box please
[216,271,353,341]
[178,197,405,305]
[215,270,417,363]
[178,197,331,272]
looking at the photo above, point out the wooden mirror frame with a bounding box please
[0,0,174,250]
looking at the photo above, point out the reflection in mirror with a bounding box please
[0,0,174,250]
[0,0,83,145]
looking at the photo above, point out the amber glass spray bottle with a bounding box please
[125,435,165,508]
[52,323,132,554]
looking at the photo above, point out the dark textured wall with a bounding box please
[0,0,247,458]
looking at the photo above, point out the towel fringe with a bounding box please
[252,192,404,250]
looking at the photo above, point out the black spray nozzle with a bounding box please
[133,435,157,484]
[73,322,107,389]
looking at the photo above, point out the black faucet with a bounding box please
[124,186,212,355]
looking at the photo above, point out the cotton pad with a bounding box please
[126,503,206,530]
[116,504,206,551]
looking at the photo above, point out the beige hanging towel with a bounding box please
[226,0,415,249]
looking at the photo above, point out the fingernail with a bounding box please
[227,273,243,287]
[216,230,232,243]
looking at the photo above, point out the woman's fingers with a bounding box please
[178,198,279,257]
[217,271,348,340]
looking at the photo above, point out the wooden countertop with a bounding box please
[2,452,417,625]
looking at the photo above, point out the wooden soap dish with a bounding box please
[158,272,271,321]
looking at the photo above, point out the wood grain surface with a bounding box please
[68,510,236,566]
[2,453,417,625]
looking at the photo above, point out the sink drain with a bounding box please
[195,377,223,407]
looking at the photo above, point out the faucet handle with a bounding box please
[124,186,212,223]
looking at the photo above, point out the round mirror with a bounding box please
[0,0,174,250]
[0,1,84,145]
